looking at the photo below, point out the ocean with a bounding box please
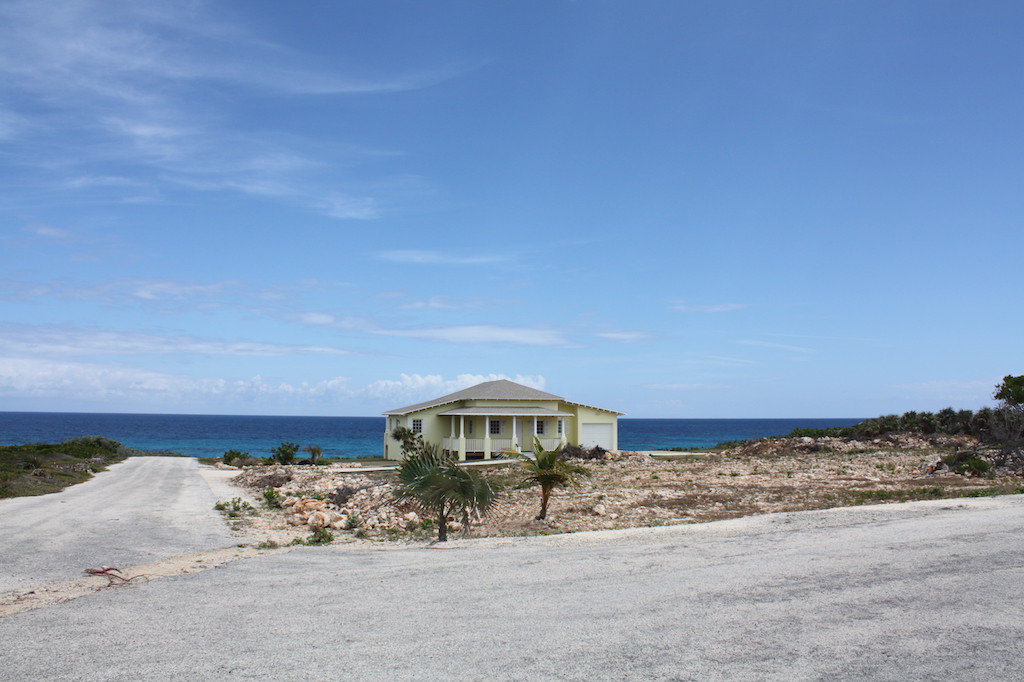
[0,412,864,459]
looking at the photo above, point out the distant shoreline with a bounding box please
[0,413,865,459]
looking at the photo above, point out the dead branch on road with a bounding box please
[83,566,150,587]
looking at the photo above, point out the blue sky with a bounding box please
[1,0,1021,418]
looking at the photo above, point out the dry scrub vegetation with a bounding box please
[226,433,1024,545]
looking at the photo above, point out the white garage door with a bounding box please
[580,423,614,450]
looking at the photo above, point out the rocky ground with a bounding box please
[222,433,1024,545]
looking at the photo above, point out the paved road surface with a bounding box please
[2,481,1023,680]
[0,457,238,592]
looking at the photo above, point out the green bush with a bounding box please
[214,497,256,518]
[222,450,249,466]
[955,457,991,476]
[942,452,993,476]
[262,488,284,508]
[271,442,301,465]
[306,527,334,544]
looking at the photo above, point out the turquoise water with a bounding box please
[0,412,864,459]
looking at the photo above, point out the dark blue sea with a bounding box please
[0,412,864,459]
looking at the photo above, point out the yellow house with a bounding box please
[382,379,623,461]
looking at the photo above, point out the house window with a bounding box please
[557,419,563,435]
[466,419,473,435]
[536,420,546,435]
[489,419,501,435]
[411,419,423,434]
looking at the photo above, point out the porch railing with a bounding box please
[442,437,515,455]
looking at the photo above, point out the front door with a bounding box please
[514,418,526,451]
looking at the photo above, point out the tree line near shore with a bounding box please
[784,375,1024,447]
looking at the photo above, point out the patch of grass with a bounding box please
[286,528,336,545]
[964,486,1024,498]
[847,483,1024,506]
[306,527,334,544]
[214,497,256,518]
[262,488,285,509]
[0,437,149,499]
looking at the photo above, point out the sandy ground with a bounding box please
[2,492,1023,680]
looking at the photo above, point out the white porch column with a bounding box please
[559,417,568,446]
[458,415,466,461]
[512,416,519,451]
[484,417,492,460]
[449,417,456,455]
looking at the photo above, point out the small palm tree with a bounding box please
[506,437,591,521]
[304,444,323,465]
[392,445,497,542]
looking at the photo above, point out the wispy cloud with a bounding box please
[23,225,73,242]
[293,308,570,347]
[400,295,485,311]
[0,362,546,412]
[0,324,350,358]
[735,340,814,354]
[0,277,257,310]
[376,250,503,265]
[0,356,355,408]
[647,382,729,391]
[703,355,755,366]
[672,302,750,313]
[63,175,143,189]
[596,331,650,342]
[383,325,573,347]
[364,373,546,405]
[0,0,460,218]
[316,194,380,220]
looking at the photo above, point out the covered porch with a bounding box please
[438,406,572,461]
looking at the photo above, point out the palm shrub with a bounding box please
[304,444,324,465]
[392,444,497,542]
[506,437,592,521]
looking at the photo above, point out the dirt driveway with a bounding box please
[0,457,239,593]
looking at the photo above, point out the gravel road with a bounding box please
[2,466,1023,680]
[0,457,238,592]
